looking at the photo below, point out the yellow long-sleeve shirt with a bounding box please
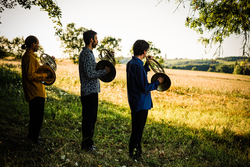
[22,50,48,102]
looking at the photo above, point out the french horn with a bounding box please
[146,56,171,91]
[37,51,57,85]
[95,49,116,82]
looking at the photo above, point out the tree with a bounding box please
[159,0,250,58]
[57,23,88,63]
[0,36,44,59]
[10,37,25,59]
[147,41,161,57]
[96,36,122,64]
[233,65,243,74]
[0,36,24,59]
[58,23,123,64]
[97,36,122,52]
[158,57,165,64]
[0,36,11,58]
[0,0,62,34]
[234,60,238,68]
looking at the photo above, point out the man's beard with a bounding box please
[92,42,97,48]
[34,47,38,52]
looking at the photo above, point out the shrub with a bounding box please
[233,65,243,74]
[192,67,198,70]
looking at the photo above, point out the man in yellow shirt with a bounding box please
[21,35,51,144]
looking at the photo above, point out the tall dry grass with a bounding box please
[54,59,250,136]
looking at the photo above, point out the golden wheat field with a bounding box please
[1,58,250,136]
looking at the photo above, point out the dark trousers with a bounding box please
[129,110,148,153]
[28,97,45,142]
[81,93,98,149]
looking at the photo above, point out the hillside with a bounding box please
[117,56,250,75]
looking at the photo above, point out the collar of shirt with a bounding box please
[26,49,37,59]
[83,47,93,54]
[132,56,143,66]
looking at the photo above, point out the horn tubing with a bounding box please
[40,52,57,71]
[96,49,116,82]
[146,56,171,91]
[38,50,57,85]
[99,49,116,66]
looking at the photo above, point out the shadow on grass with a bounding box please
[0,65,250,166]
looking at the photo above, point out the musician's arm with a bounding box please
[80,51,106,79]
[25,57,47,82]
[143,61,150,72]
[133,64,159,93]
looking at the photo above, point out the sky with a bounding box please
[0,0,243,59]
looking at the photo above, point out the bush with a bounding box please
[70,54,79,64]
[192,67,198,70]
[171,65,177,69]
[207,67,215,72]
[214,64,234,73]
[0,50,8,58]
[233,65,243,74]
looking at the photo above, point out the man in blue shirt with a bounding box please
[126,40,164,160]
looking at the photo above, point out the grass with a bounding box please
[0,58,250,166]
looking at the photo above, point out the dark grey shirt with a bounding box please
[79,47,106,96]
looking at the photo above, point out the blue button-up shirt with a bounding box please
[126,56,160,113]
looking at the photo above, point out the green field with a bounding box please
[0,58,250,166]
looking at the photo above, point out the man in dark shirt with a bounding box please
[79,30,110,152]
[126,40,164,160]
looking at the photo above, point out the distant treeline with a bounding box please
[217,56,246,61]
[163,57,250,75]
[170,60,218,66]
[170,64,235,73]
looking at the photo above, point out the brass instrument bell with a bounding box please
[37,52,57,85]
[96,49,116,82]
[146,57,171,91]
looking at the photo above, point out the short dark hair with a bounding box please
[83,30,97,46]
[21,35,38,49]
[133,40,149,56]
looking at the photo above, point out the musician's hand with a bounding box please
[111,51,115,57]
[46,71,52,78]
[105,66,111,74]
[158,76,164,84]
[147,55,153,60]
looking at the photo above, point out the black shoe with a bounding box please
[129,147,142,160]
[81,142,89,150]
[89,145,97,152]
[27,137,44,145]
[83,145,99,154]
